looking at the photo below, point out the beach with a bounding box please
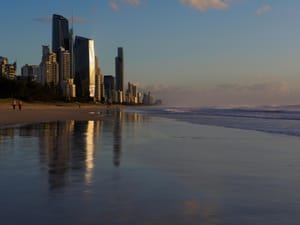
[0,100,117,126]
[1,106,300,225]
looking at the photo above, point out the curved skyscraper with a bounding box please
[52,14,69,53]
[74,36,96,99]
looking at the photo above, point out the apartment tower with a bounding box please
[115,47,124,93]
[74,36,96,99]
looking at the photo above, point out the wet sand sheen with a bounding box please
[0,102,119,126]
[1,108,300,224]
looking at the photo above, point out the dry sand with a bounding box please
[0,100,116,126]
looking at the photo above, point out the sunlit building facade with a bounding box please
[74,36,96,99]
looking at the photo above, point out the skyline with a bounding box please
[0,0,299,106]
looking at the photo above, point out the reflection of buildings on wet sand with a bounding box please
[113,109,122,167]
[0,109,150,189]
[36,120,102,190]
[103,109,150,167]
[84,120,102,184]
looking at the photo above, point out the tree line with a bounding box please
[0,78,63,101]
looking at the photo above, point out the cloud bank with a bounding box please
[143,81,297,107]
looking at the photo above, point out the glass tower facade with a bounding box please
[74,36,96,99]
[115,47,124,92]
[52,14,69,53]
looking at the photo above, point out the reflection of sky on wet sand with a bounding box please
[1,110,300,224]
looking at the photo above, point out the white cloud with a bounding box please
[180,0,229,11]
[256,4,271,15]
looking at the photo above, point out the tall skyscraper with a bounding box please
[74,36,96,99]
[39,45,59,85]
[95,56,104,102]
[57,47,71,83]
[57,47,75,99]
[115,47,124,93]
[52,14,69,53]
[69,24,75,78]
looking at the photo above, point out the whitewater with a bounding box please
[134,106,300,137]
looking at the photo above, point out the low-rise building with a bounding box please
[0,56,16,80]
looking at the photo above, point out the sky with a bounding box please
[0,0,299,106]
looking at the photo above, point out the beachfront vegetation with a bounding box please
[0,78,63,101]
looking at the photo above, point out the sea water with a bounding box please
[1,108,300,225]
[135,106,300,137]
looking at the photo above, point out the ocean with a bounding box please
[1,107,300,225]
[133,105,300,137]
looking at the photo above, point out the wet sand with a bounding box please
[1,112,300,225]
[0,101,116,126]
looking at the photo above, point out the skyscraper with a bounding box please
[39,45,59,85]
[57,47,71,83]
[74,36,96,99]
[52,14,69,53]
[69,24,75,78]
[115,47,124,93]
[95,56,104,102]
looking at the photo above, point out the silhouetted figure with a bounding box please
[12,99,16,110]
[18,101,22,111]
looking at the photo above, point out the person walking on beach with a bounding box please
[12,99,16,110]
[18,100,22,111]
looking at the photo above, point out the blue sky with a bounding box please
[0,0,299,106]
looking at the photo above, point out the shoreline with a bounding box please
[0,100,121,127]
